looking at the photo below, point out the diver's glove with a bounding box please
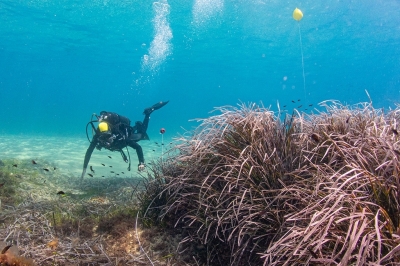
[138,163,146,172]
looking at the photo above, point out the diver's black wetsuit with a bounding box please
[81,101,168,178]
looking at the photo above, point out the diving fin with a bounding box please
[142,132,150,140]
[143,100,169,115]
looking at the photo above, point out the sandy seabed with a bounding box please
[0,134,170,178]
[0,134,181,265]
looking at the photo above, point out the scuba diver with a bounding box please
[81,101,169,179]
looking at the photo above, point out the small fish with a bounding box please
[391,128,398,135]
[1,244,12,254]
[32,160,37,164]
[57,191,65,195]
[102,175,105,177]
[121,172,125,174]
[101,163,105,166]
[116,173,119,175]
[298,105,302,108]
[12,164,17,167]
[44,180,46,183]
[346,116,351,123]
[298,99,301,102]
[108,156,112,159]
[152,149,155,152]
[291,100,295,103]
[110,171,115,173]
[283,105,286,108]
[43,168,50,172]
[90,166,95,173]
[53,167,57,170]
[155,142,158,144]
[87,173,93,177]
[0,183,4,188]
[309,104,313,106]
[304,108,308,110]
[109,165,113,168]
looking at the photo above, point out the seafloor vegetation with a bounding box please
[0,159,185,265]
[143,100,400,265]
[0,100,399,265]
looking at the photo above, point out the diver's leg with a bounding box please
[140,114,150,133]
[140,100,169,134]
[133,113,149,135]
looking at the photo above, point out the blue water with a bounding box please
[1,0,399,139]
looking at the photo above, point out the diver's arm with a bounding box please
[129,141,144,164]
[81,138,98,179]
[127,141,145,170]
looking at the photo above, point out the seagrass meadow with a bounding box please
[1,100,400,266]
[142,100,400,265]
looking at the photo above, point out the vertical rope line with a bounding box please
[298,22,306,100]
[161,133,164,164]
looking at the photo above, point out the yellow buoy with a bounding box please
[293,8,303,21]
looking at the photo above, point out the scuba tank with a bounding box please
[98,111,131,127]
